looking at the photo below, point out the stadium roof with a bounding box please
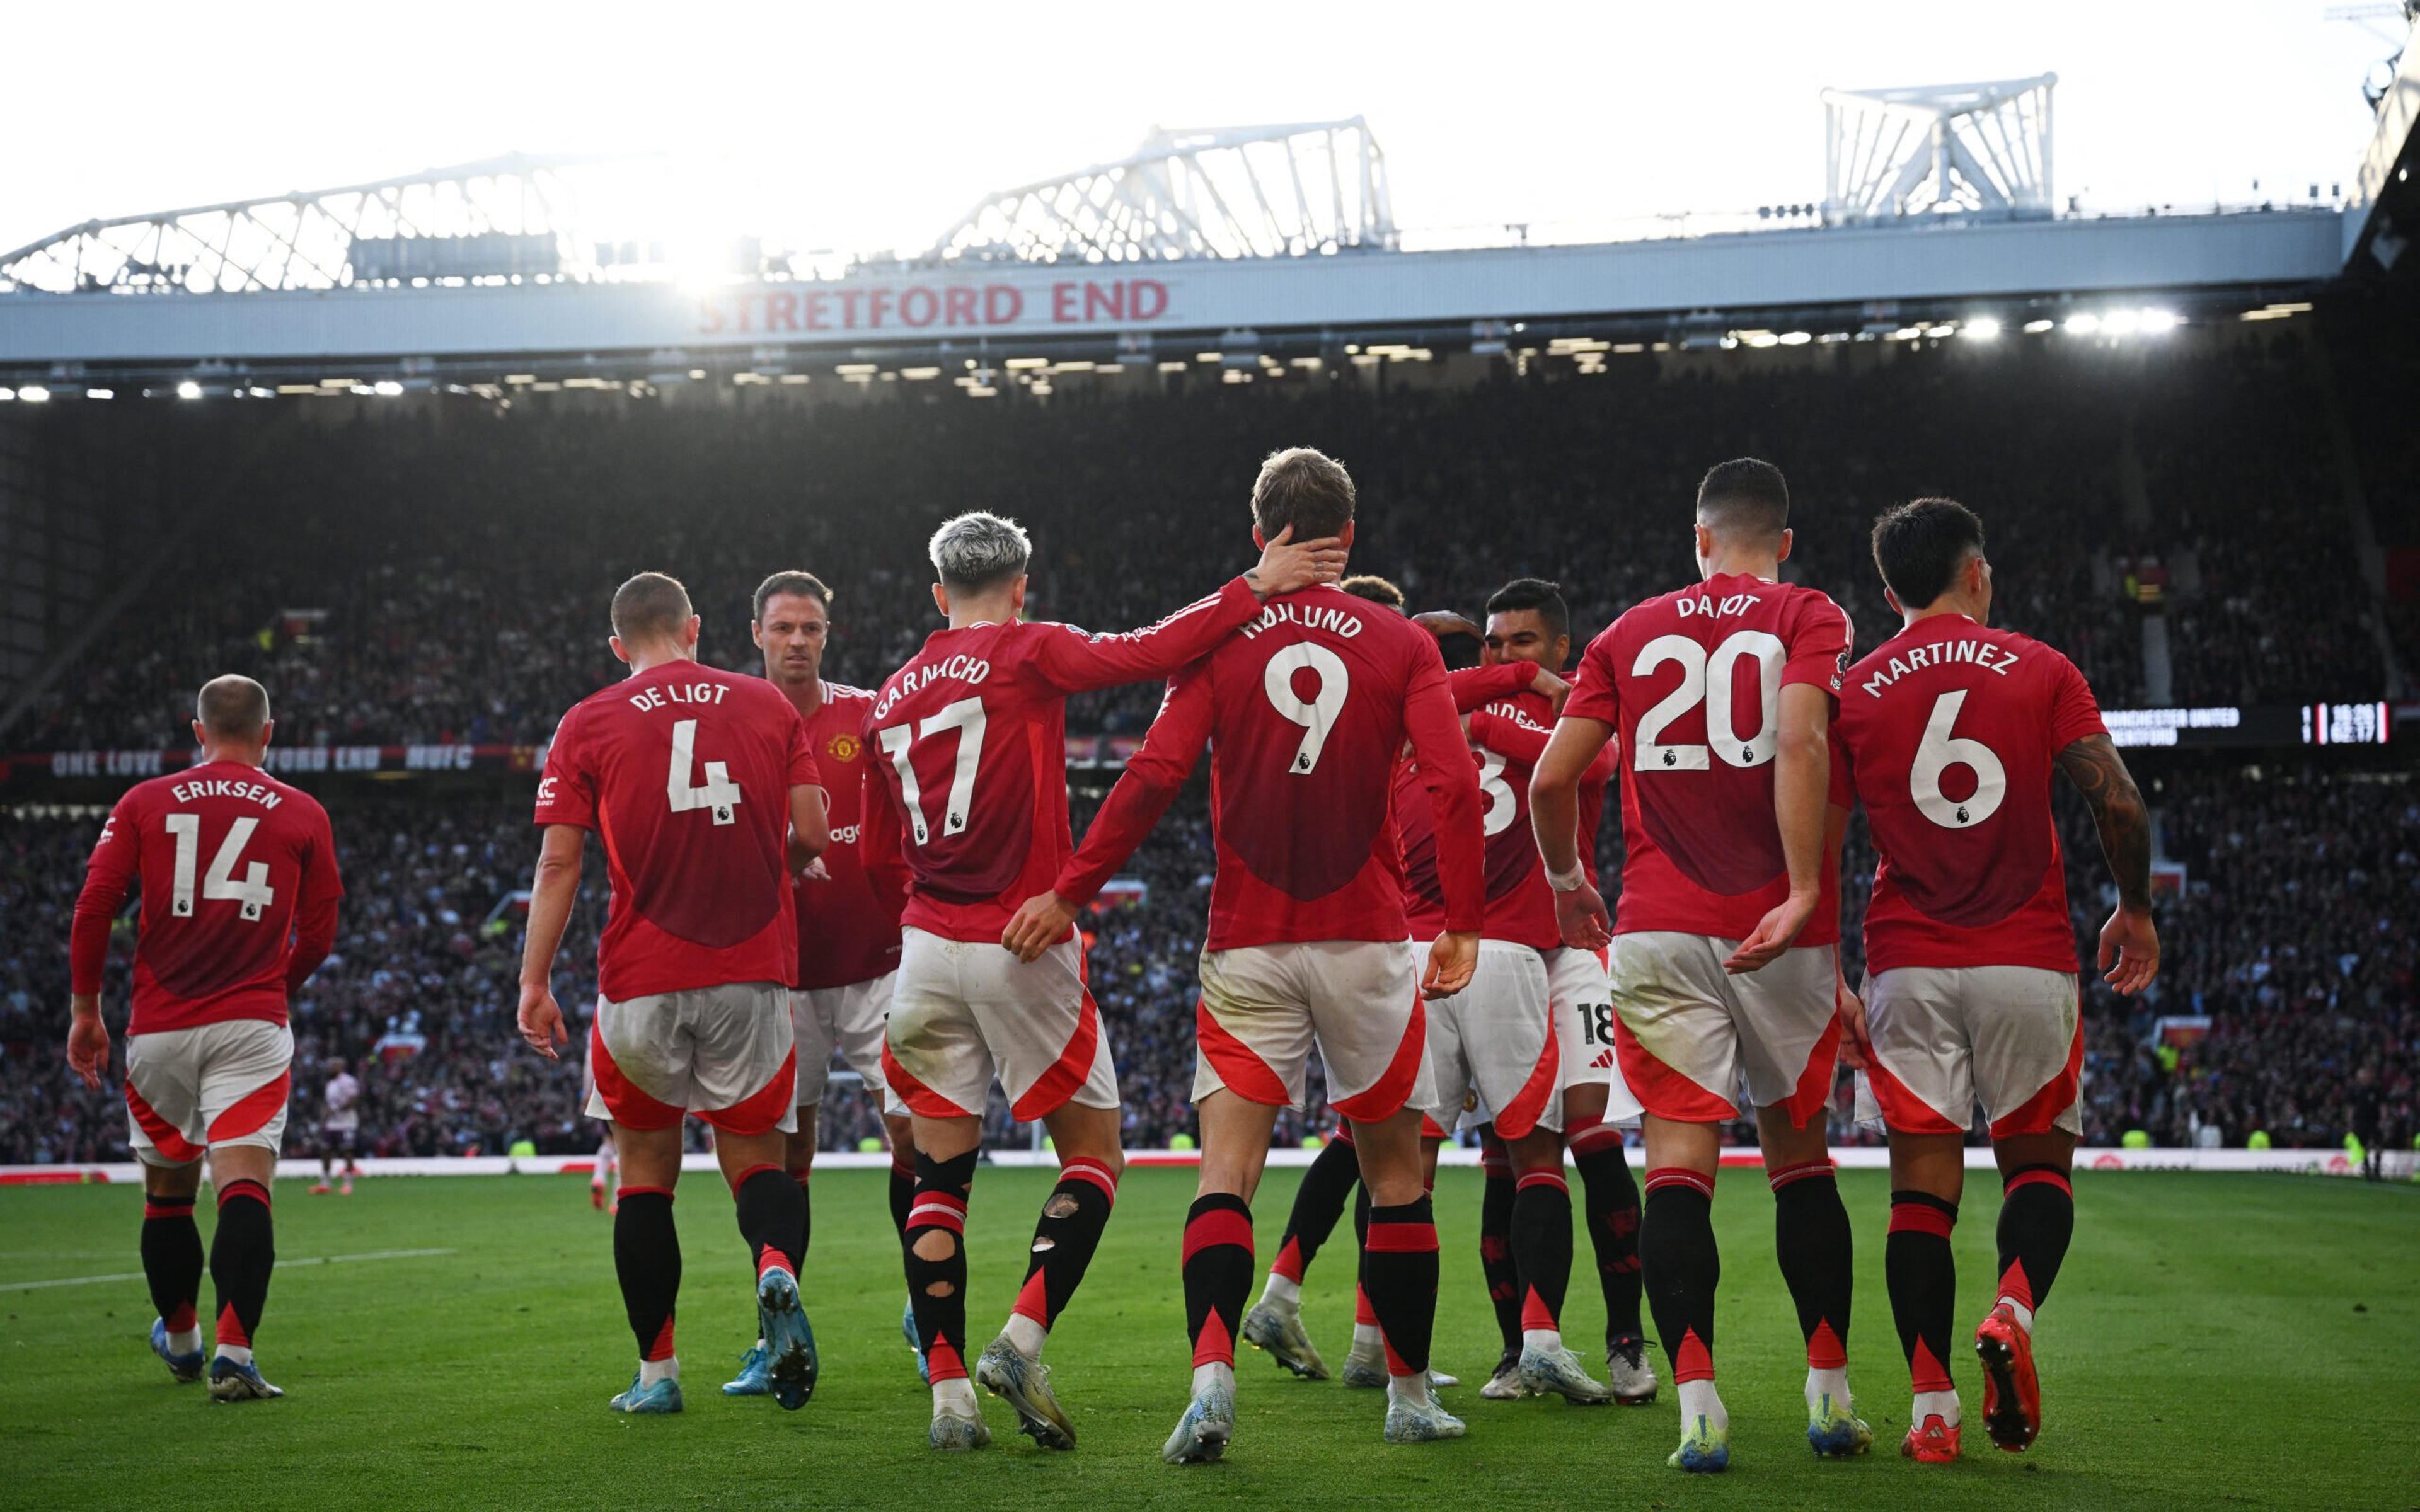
[0,81,2385,389]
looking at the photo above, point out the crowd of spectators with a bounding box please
[1,323,2407,1165]
[3,752,2409,1164]
[16,325,2399,763]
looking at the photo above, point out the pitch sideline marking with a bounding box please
[4,1247,457,1292]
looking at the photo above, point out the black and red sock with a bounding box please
[731,1162,807,1280]
[1361,1197,1441,1377]
[1886,1191,1959,1397]
[904,1149,977,1383]
[1477,1136,1521,1354]
[140,1193,203,1338]
[209,1179,274,1353]
[1512,1169,1574,1339]
[1770,1158,1852,1373]
[1640,1167,1718,1384]
[1013,1157,1118,1334]
[1568,1118,1644,1342]
[1996,1166,2075,1320]
[1270,1131,1359,1286]
[1182,1193,1254,1368]
[613,1186,681,1363]
[888,1145,916,1242]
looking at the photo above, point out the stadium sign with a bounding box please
[11,743,544,783]
[0,210,2346,376]
[694,277,1170,338]
[2101,701,2394,748]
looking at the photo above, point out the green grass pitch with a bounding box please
[2,1167,2412,1511]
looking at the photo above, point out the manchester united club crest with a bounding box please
[826,732,861,763]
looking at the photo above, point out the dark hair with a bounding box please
[611,571,694,644]
[1250,447,1356,541]
[1339,574,1406,611]
[1484,576,1570,644]
[754,570,832,624]
[1871,497,1986,610]
[195,675,270,740]
[1695,457,1790,538]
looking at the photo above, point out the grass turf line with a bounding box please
[0,1168,2412,1511]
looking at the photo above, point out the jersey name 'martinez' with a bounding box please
[1858,637,2021,697]
[1241,602,1364,639]
[872,653,993,722]
[168,777,285,808]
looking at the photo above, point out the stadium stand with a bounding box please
[1,320,2409,1164]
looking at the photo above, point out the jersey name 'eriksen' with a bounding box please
[1858,637,2021,698]
[167,778,284,808]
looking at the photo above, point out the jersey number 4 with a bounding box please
[877,696,986,846]
[1630,631,1787,771]
[667,718,742,825]
[163,813,273,922]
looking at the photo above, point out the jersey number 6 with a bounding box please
[1910,689,2007,828]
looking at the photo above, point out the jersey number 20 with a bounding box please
[1630,631,1787,771]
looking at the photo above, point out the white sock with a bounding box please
[168,1325,202,1354]
[1003,1312,1047,1360]
[213,1342,251,1368]
[933,1377,979,1416]
[1677,1377,1727,1433]
[1522,1327,1563,1355]
[1386,1370,1433,1408]
[1806,1365,1852,1414]
[1998,1295,2036,1333]
[1190,1360,1235,1400]
[1350,1322,1383,1356]
[1913,1389,1960,1426]
[1260,1273,1302,1309]
[638,1354,677,1387]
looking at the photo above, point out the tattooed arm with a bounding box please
[2055,733,2160,994]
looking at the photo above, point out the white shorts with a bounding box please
[884,928,1118,1121]
[1194,940,1437,1123]
[793,973,898,1109]
[1609,932,1841,1128]
[585,982,797,1137]
[1426,941,1561,1139]
[124,1019,293,1166]
[1862,966,2084,1139]
[1548,946,1640,1128]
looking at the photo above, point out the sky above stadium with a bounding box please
[2,0,2398,259]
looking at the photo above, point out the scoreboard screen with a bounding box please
[2104,702,2394,749]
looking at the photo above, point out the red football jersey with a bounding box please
[534,660,819,1001]
[1564,571,1853,942]
[784,684,909,990]
[1401,670,1609,949]
[863,578,1262,944]
[1834,614,2106,973]
[71,761,344,1034]
[1449,666,1613,885]
[1057,585,1486,949]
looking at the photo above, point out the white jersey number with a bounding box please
[1910,690,2008,828]
[163,813,274,922]
[877,696,988,846]
[666,718,742,825]
[1264,643,1350,776]
[1476,748,1519,837]
[1630,630,1787,772]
